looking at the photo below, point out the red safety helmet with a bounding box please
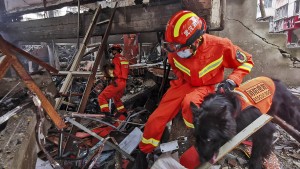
[108,44,122,53]
[164,10,206,52]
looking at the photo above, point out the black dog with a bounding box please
[190,78,300,169]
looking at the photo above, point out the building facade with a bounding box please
[257,0,276,19]
[273,0,300,48]
[257,0,300,48]
[285,0,300,47]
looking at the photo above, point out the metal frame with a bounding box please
[0,35,66,129]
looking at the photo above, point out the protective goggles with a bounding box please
[162,41,187,53]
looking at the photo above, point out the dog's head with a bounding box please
[190,93,240,163]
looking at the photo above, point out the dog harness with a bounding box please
[233,76,275,114]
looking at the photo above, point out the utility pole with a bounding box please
[0,0,5,23]
[259,0,266,18]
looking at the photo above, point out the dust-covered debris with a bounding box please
[0,109,35,169]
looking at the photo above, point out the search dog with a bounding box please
[191,77,300,169]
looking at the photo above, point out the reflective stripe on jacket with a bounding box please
[112,53,129,79]
[168,34,254,87]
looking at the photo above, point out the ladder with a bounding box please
[58,2,135,161]
[54,4,103,109]
[0,36,66,129]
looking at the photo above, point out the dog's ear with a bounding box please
[190,102,200,118]
[225,93,241,117]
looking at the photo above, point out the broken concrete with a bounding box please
[0,109,37,169]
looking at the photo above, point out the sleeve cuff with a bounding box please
[227,75,242,86]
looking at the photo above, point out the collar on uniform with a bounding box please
[196,34,208,51]
[113,53,122,58]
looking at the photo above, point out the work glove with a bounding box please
[103,63,115,78]
[216,79,236,93]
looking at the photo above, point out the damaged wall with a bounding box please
[214,0,300,86]
[3,2,182,42]
[4,0,62,12]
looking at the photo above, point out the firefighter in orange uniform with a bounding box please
[139,10,254,153]
[98,44,129,117]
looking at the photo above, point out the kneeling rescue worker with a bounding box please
[98,44,129,118]
[139,10,254,157]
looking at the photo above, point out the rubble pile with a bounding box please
[0,88,28,112]
[0,69,298,169]
[0,54,299,169]
[0,109,35,168]
[0,82,29,131]
[57,45,77,70]
[32,67,159,168]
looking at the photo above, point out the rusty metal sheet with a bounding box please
[0,55,12,79]
[0,36,66,129]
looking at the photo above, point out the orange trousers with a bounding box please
[98,78,127,113]
[139,80,215,153]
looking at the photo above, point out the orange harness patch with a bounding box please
[234,77,275,114]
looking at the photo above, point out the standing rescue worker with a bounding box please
[98,44,129,117]
[139,10,254,153]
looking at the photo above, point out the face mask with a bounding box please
[177,49,193,58]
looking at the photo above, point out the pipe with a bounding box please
[58,131,63,157]
[207,0,226,32]
[0,82,20,103]
[77,0,81,49]
[272,115,300,143]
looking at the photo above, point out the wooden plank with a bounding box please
[63,2,119,155]
[77,2,118,115]
[96,19,110,25]
[56,70,103,77]
[198,114,273,169]
[11,56,66,129]
[0,55,12,79]
[55,5,102,109]
[2,37,59,73]
[71,5,102,71]
[0,35,66,129]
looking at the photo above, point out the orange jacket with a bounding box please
[234,76,275,114]
[168,34,254,87]
[112,53,129,79]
